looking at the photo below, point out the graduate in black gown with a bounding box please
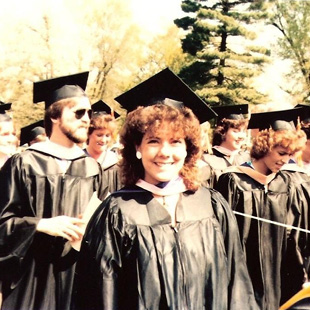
[19,119,47,147]
[72,68,257,310]
[216,108,309,310]
[0,72,109,310]
[202,104,251,188]
[277,110,310,307]
[85,100,122,194]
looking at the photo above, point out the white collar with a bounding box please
[136,178,188,196]
[213,145,238,157]
[29,140,85,160]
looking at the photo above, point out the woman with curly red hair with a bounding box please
[72,103,257,310]
[216,110,309,310]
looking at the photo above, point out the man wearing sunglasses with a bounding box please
[0,72,109,310]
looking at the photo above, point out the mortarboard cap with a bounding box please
[212,104,248,122]
[294,104,310,123]
[248,107,306,131]
[33,71,89,109]
[114,68,217,123]
[20,120,45,146]
[92,100,120,119]
[0,102,12,114]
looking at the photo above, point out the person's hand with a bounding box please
[36,216,86,242]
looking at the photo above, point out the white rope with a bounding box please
[233,211,310,234]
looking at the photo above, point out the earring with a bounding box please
[136,151,142,159]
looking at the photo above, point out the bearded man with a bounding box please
[0,72,108,310]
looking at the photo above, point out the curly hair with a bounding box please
[88,113,118,146]
[212,118,248,146]
[251,128,306,160]
[119,103,202,191]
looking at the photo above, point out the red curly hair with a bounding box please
[119,103,202,191]
[251,128,306,160]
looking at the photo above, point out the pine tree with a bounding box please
[174,0,272,107]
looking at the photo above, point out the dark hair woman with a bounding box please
[202,105,250,188]
[72,103,257,310]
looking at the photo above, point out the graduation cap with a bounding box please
[212,104,248,122]
[0,102,12,114]
[114,68,217,123]
[33,71,89,109]
[294,104,310,123]
[20,120,45,146]
[248,107,306,131]
[91,100,120,119]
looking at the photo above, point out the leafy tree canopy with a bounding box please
[174,0,272,107]
[270,0,310,104]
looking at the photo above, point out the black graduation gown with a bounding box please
[202,147,250,188]
[84,148,123,194]
[72,186,258,310]
[0,148,108,310]
[216,166,310,310]
[103,163,123,194]
[278,164,310,305]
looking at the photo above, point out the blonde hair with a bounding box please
[251,128,306,160]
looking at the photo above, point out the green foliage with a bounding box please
[0,0,185,132]
[174,0,271,107]
[181,0,201,13]
[270,0,310,103]
[179,61,215,88]
[179,25,211,56]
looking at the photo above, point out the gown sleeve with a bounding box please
[209,188,258,310]
[215,171,254,250]
[0,155,39,279]
[95,163,110,201]
[280,171,310,303]
[72,196,130,310]
[103,164,123,194]
[297,180,310,277]
[215,172,239,209]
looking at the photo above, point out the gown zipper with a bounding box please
[173,225,189,309]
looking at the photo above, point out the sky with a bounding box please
[128,0,295,109]
[129,0,183,35]
[251,24,295,109]
[0,0,183,32]
[0,0,296,109]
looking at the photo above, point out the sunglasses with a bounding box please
[74,109,93,120]
[93,111,108,115]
